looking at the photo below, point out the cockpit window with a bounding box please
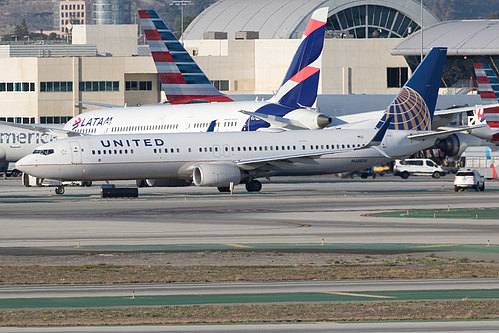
[33,149,55,156]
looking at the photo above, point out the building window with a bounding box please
[387,67,408,88]
[40,116,72,124]
[126,81,152,91]
[40,81,72,92]
[211,80,229,91]
[79,81,119,92]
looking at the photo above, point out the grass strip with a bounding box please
[0,300,498,326]
[1,261,498,285]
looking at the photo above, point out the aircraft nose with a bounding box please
[15,155,35,173]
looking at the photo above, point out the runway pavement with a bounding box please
[0,175,498,249]
[1,321,499,333]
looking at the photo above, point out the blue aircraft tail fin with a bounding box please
[376,47,447,131]
[270,7,328,109]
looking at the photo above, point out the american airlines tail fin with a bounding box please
[376,47,447,131]
[138,9,233,104]
[474,63,499,105]
[474,63,499,139]
[269,7,328,108]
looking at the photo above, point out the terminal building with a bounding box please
[0,0,495,124]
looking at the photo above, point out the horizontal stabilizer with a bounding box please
[239,110,306,130]
[407,124,487,140]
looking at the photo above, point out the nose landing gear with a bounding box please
[55,186,65,195]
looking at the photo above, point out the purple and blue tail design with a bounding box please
[271,7,328,109]
[376,47,447,131]
[138,9,233,104]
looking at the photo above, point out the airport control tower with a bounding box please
[93,0,131,25]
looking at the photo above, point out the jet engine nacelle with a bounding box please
[284,108,332,129]
[192,163,242,187]
[436,133,486,158]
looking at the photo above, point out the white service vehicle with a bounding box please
[454,169,485,191]
[393,158,448,179]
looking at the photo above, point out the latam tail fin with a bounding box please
[269,7,328,109]
[474,63,499,105]
[138,9,233,104]
[376,47,447,131]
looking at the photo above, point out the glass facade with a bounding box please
[406,55,499,89]
[327,5,420,38]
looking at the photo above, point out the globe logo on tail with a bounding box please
[377,86,431,131]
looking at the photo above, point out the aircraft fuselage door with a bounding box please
[223,144,230,157]
[213,145,220,157]
[70,141,82,164]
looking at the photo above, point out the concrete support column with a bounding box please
[342,66,352,94]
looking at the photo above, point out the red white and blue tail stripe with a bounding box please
[474,63,499,141]
[138,9,233,104]
[474,63,499,105]
[270,7,328,108]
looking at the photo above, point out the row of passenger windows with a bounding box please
[146,143,365,155]
[92,142,364,158]
[79,81,119,92]
[0,82,35,92]
[92,149,134,155]
[125,81,153,91]
[111,124,179,132]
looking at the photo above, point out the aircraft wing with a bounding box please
[407,124,487,140]
[434,103,499,116]
[235,119,391,170]
[0,121,83,137]
[238,110,306,130]
[78,101,123,108]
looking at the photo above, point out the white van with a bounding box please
[393,159,447,179]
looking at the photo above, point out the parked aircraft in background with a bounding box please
[18,47,483,194]
[474,63,499,143]
[63,8,331,136]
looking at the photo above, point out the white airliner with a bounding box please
[17,47,482,194]
[63,8,332,135]
[0,8,330,181]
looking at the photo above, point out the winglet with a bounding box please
[138,9,233,104]
[206,120,217,132]
[365,116,392,148]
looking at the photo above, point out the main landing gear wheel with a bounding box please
[245,180,262,192]
[217,186,231,192]
[55,186,65,195]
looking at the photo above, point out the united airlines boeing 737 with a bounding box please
[18,47,482,194]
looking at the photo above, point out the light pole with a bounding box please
[171,0,192,45]
[420,0,423,62]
